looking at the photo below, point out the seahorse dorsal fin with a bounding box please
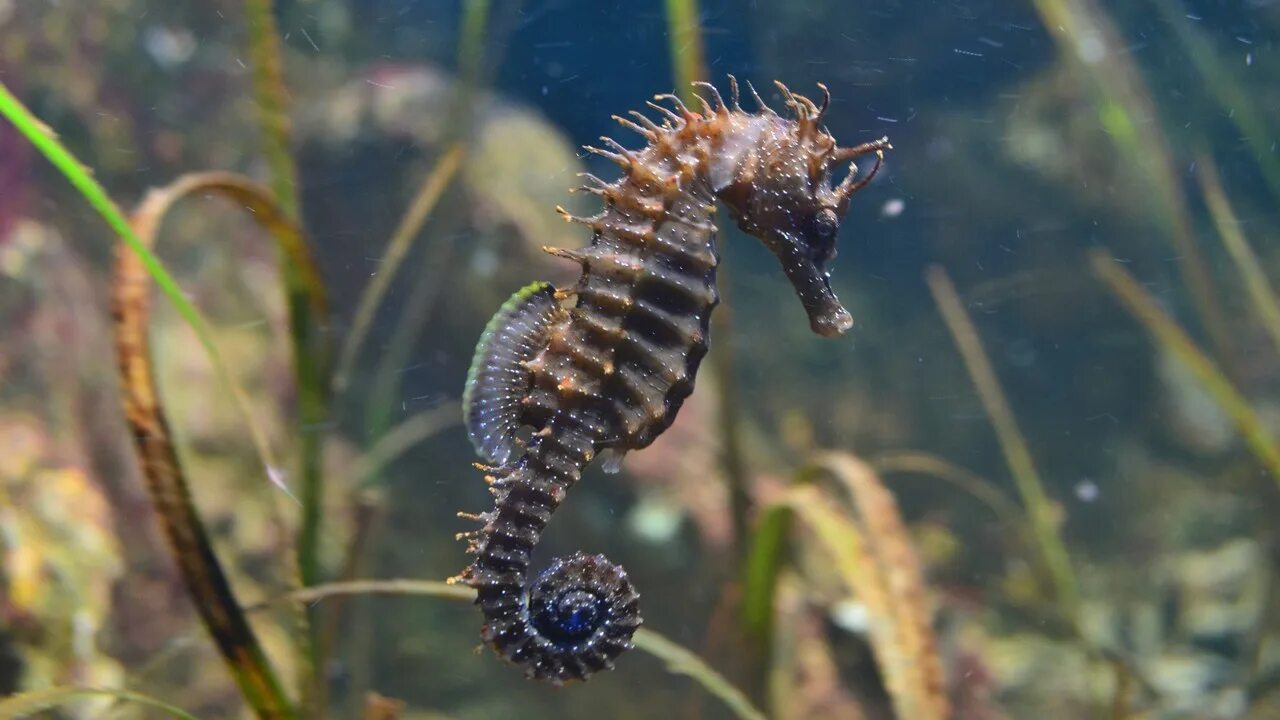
[463,281,561,465]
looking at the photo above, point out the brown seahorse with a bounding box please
[454,77,890,683]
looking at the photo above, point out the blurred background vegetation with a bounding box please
[1,0,1279,718]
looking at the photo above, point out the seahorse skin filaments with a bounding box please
[454,77,891,683]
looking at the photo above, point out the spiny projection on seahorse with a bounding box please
[452,76,891,683]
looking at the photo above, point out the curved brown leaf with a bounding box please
[805,452,950,720]
[113,171,322,719]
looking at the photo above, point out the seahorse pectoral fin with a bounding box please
[464,282,562,464]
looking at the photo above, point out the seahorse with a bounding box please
[454,77,891,683]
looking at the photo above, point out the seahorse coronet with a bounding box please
[458,76,890,682]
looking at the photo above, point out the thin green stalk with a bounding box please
[365,231,456,441]
[741,504,792,642]
[241,16,328,708]
[926,265,1082,627]
[1,80,301,715]
[459,0,491,90]
[243,0,329,575]
[1029,0,1234,366]
[0,86,300,523]
[243,0,301,221]
[364,1,488,444]
[1153,0,1280,202]
[350,402,461,488]
[665,0,706,97]
[333,146,464,394]
[242,3,329,709]
[253,581,767,720]
[0,84,228,393]
[710,315,751,558]
[253,579,474,608]
[872,451,1030,536]
[663,0,751,558]
[1198,155,1280,358]
[448,0,491,135]
[1090,250,1280,487]
[0,687,203,720]
[632,631,767,720]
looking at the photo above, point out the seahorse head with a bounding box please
[716,81,890,337]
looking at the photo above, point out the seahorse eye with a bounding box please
[810,208,841,261]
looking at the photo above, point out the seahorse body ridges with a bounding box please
[455,77,891,683]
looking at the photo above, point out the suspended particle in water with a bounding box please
[1074,479,1099,503]
[881,197,905,218]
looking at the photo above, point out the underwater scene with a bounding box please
[2,0,1279,718]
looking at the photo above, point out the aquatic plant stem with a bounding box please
[926,265,1083,627]
[1154,0,1280,203]
[791,458,949,720]
[632,631,766,720]
[254,581,766,720]
[839,458,947,713]
[1198,155,1280,359]
[1029,0,1235,367]
[1090,250,1280,488]
[363,0,489,447]
[126,173,329,702]
[663,0,751,558]
[0,84,229,406]
[364,232,456,440]
[257,579,473,606]
[0,687,203,720]
[665,0,707,95]
[444,0,492,138]
[743,455,948,720]
[116,191,296,719]
[244,0,301,221]
[0,80,298,716]
[459,0,491,91]
[350,402,461,488]
[333,146,464,394]
[243,0,331,598]
[762,458,947,717]
[0,85,291,510]
[873,451,1030,538]
[241,3,329,707]
[740,502,790,671]
[711,313,751,558]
